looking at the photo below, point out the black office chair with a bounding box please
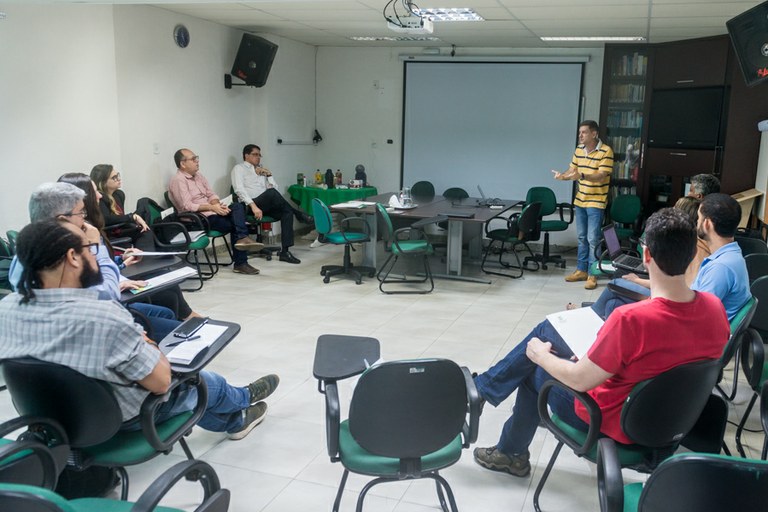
[714,296,758,402]
[1,358,207,500]
[411,181,435,202]
[319,358,480,512]
[520,187,573,270]
[481,202,541,278]
[736,235,768,257]
[0,416,69,488]
[597,438,768,512]
[534,359,721,512]
[746,253,768,284]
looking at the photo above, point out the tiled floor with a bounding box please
[0,239,763,511]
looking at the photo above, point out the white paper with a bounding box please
[332,201,369,209]
[161,207,174,220]
[129,266,198,294]
[166,324,228,364]
[545,307,605,359]
[170,230,205,244]
[220,194,233,206]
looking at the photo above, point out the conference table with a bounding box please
[332,193,520,283]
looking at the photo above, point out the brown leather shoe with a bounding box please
[234,237,265,252]
[565,270,588,282]
[585,275,598,290]
[233,263,260,275]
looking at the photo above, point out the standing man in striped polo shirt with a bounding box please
[553,120,614,290]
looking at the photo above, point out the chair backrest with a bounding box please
[6,231,18,254]
[517,202,542,241]
[610,195,642,225]
[1,359,123,448]
[721,296,758,366]
[620,359,721,448]
[637,453,768,511]
[750,276,768,333]
[375,203,394,244]
[526,187,557,217]
[411,181,435,201]
[736,235,768,257]
[745,253,768,284]
[311,198,334,236]
[442,187,469,200]
[348,359,467,459]
[135,197,167,225]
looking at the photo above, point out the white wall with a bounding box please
[0,4,122,233]
[0,4,317,235]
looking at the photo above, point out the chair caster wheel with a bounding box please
[559,262,566,269]
[542,264,548,270]
[265,255,272,261]
[320,270,326,276]
[368,272,375,278]
[355,280,362,285]
[323,276,330,283]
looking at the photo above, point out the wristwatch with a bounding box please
[580,172,585,180]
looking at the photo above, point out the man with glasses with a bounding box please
[231,144,314,265]
[8,182,181,340]
[168,148,263,275]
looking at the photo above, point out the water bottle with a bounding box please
[325,169,335,189]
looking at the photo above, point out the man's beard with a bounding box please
[80,258,104,289]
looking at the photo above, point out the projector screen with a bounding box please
[402,61,584,203]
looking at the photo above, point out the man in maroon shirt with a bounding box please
[168,148,262,275]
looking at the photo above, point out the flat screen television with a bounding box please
[647,87,725,149]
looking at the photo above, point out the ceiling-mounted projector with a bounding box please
[387,15,433,34]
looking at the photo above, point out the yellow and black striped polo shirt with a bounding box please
[569,141,614,209]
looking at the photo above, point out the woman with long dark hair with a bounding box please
[91,164,149,240]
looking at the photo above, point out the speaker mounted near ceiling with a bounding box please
[727,0,768,87]
[224,34,278,89]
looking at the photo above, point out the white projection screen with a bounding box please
[402,61,584,203]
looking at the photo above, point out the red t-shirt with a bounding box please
[574,291,729,445]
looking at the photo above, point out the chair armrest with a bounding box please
[597,438,624,512]
[0,438,59,489]
[607,283,650,303]
[556,202,575,224]
[461,367,480,446]
[740,328,765,388]
[761,381,768,449]
[0,416,68,445]
[130,459,229,512]
[339,216,371,244]
[537,380,602,456]
[151,221,191,249]
[175,212,210,232]
[483,211,520,237]
[139,374,208,453]
[323,381,341,461]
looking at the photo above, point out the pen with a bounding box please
[166,335,200,348]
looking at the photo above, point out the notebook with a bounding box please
[602,224,646,273]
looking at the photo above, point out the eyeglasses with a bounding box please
[109,173,122,182]
[249,152,262,157]
[81,243,99,255]
[62,210,88,219]
[184,155,200,162]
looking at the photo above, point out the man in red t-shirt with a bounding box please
[473,208,730,477]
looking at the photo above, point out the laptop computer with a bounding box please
[602,224,646,274]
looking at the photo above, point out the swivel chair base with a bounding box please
[321,244,375,285]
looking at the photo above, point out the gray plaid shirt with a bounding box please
[0,288,161,421]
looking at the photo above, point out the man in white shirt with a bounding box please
[231,144,314,264]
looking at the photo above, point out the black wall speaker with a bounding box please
[727,0,768,87]
[230,34,278,88]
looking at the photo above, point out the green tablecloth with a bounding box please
[287,185,379,213]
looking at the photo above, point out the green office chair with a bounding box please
[0,416,69,488]
[608,194,642,241]
[5,231,18,255]
[375,203,441,294]
[597,438,768,512]
[311,198,375,285]
[1,358,208,501]
[715,296,758,402]
[319,358,480,512]
[165,191,233,270]
[139,197,213,291]
[481,202,542,279]
[736,235,768,257]
[520,187,573,270]
[0,451,230,512]
[534,359,721,512]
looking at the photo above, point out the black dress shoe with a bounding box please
[279,250,301,264]
[297,212,314,225]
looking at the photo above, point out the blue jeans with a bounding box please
[590,278,649,319]
[475,319,589,456]
[122,371,249,433]
[128,303,181,341]
[575,206,605,274]
[206,202,250,265]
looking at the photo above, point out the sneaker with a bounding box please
[233,263,260,275]
[564,270,588,282]
[585,275,598,290]
[279,250,301,264]
[228,402,268,440]
[248,374,280,404]
[234,236,265,251]
[473,446,530,477]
